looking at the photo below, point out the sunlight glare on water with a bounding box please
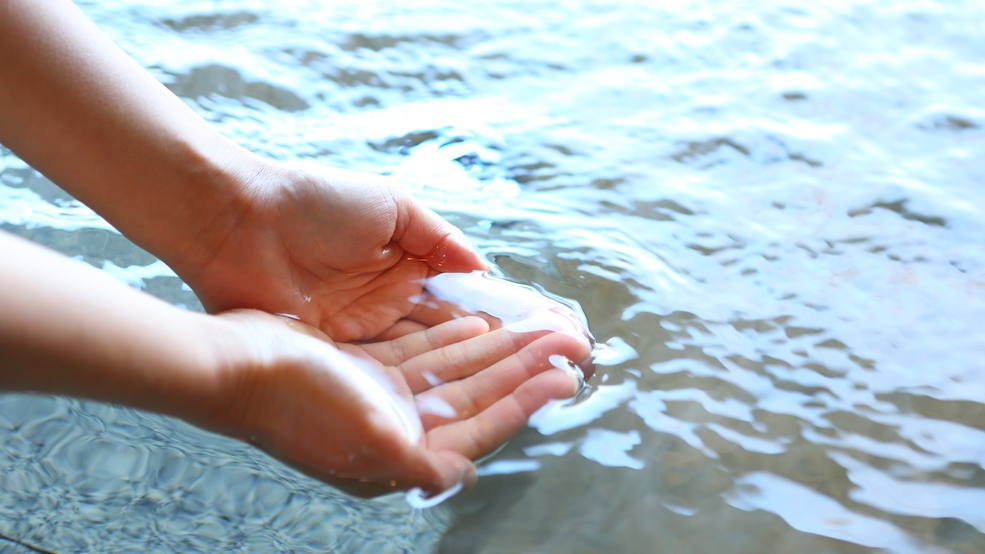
[1,0,984,552]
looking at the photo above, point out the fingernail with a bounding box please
[446,231,487,270]
[578,357,596,380]
[549,354,586,393]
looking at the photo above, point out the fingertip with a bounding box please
[395,194,485,271]
[578,356,596,381]
[511,368,583,418]
[461,315,491,336]
[567,331,594,369]
[429,230,487,273]
[544,331,594,368]
[480,311,504,330]
[434,451,477,494]
[553,367,584,399]
[569,373,582,397]
[452,231,489,271]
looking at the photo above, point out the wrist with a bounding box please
[136,142,271,276]
[86,306,238,430]
[184,310,300,438]
[169,311,258,435]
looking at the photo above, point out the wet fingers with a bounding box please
[414,332,588,429]
[359,316,489,366]
[424,368,581,460]
[400,327,548,393]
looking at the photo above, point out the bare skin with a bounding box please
[0,0,485,342]
[0,0,593,497]
[0,231,590,496]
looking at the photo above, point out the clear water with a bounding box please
[2,0,984,552]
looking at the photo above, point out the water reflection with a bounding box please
[726,471,924,552]
[421,270,590,344]
[1,0,984,552]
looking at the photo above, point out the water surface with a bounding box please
[1,0,984,552]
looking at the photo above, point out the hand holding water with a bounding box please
[0,230,591,499]
[208,309,590,497]
[0,0,594,502]
[2,0,486,342]
[169,162,489,343]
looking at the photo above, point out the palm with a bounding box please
[284,256,432,343]
[181,164,593,498]
[239,312,591,498]
[182,164,485,342]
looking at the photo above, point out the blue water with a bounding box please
[1,0,984,552]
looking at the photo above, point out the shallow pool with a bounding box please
[1,0,984,552]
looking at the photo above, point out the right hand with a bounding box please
[170,162,489,343]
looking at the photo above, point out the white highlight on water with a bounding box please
[416,395,456,418]
[477,459,541,476]
[405,481,464,510]
[421,270,590,342]
[591,337,638,366]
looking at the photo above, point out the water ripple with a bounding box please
[1,0,983,552]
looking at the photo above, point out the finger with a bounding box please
[415,332,590,429]
[406,290,503,330]
[407,449,479,498]
[392,192,487,273]
[270,435,475,499]
[578,357,596,380]
[359,316,489,367]
[380,442,477,496]
[400,327,551,394]
[352,437,477,497]
[371,319,430,342]
[426,368,580,460]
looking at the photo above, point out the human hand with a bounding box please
[204,308,592,498]
[0,0,483,343]
[374,269,596,390]
[0,228,591,500]
[171,161,487,343]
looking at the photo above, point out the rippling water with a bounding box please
[2,0,984,552]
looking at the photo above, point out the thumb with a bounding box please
[393,192,487,273]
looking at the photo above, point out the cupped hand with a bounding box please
[176,162,487,342]
[206,309,591,498]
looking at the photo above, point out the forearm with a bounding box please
[0,0,264,271]
[0,230,228,424]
